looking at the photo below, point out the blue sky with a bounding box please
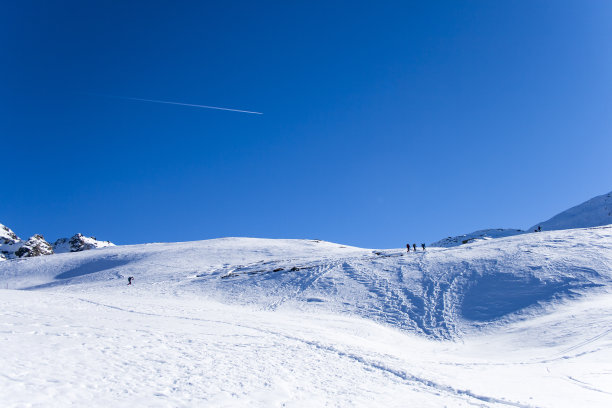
[2,1,611,247]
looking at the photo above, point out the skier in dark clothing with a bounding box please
[421,243,426,251]
[406,244,410,253]
[128,276,134,285]
[537,226,541,232]
[413,244,417,251]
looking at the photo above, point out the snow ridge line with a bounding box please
[73,296,532,407]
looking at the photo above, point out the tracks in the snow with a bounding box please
[210,252,465,339]
[73,295,531,407]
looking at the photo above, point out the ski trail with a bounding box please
[550,328,612,358]
[563,376,612,396]
[72,295,532,407]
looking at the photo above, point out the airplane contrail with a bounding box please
[88,94,263,115]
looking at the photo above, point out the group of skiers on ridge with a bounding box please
[406,243,426,253]
[126,227,547,285]
[404,226,543,254]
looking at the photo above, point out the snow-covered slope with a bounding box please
[431,189,612,248]
[1,228,611,406]
[430,228,525,247]
[530,190,612,231]
[2,230,609,339]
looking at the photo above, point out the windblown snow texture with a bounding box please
[430,228,525,248]
[2,190,612,406]
[1,226,611,406]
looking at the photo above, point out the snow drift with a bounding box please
[2,191,612,406]
[1,227,611,406]
[2,227,610,340]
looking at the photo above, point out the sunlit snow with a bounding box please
[1,227,611,406]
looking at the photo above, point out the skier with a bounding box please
[421,243,426,251]
[412,243,416,251]
[538,226,541,232]
[128,276,134,285]
[406,244,410,253]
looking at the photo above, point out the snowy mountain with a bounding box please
[53,233,115,253]
[13,234,54,258]
[1,223,19,244]
[2,193,612,406]
[1,228,611,406]
[529,190,612,232]
[431,189,612,248]
[0,224,53,260]
[430,228,525,247]
[0,224,20,260]
[0,222,114,260]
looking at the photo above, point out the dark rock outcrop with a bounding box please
[14,234,54,257]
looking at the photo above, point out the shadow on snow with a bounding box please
[23,259,130,290]
[461,274,603,321]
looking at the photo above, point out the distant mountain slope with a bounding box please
[53,233,115,253]
[0,224,21,261]
[0,222,114,260]
[529,190,612,231]
[0,223,53,260]
[430,228,524,248]
[0,224,19,244]
[431,189,612,248]
[2,228,610,340]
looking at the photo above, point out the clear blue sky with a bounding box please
[2,1,611,248]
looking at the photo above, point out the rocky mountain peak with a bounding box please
[14,234,54,258]
[1,223,20,245]
[53,233,115,253]
[0,222,114,260]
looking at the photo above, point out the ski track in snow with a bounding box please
[71,296,529,407]
[1,228,611,406]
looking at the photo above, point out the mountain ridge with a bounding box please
[0,223,114,260]
[431,189,612,247]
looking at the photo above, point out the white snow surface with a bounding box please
[430,228,525,248]
[1,229,612,407]
[530,190,612,232]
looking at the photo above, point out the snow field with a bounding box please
[1,228,611,406]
